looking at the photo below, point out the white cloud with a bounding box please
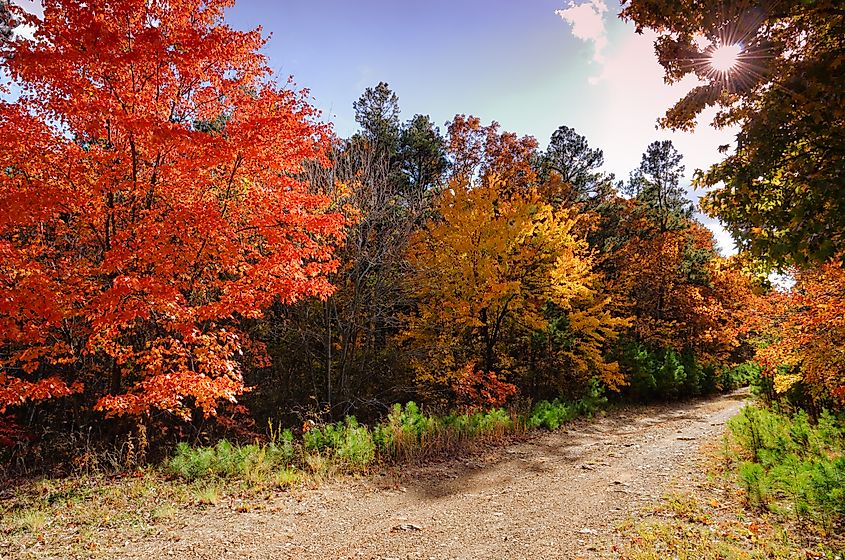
[593,28,740,256]
[12,24,36,40]
[555,0,608,63]
[700,217,738,257]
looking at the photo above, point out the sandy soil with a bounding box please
[92,391,746,560]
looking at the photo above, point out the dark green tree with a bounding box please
[398,114,448,194]
[540,125,609,201]
[352,81,401,153]
[627,140,693,233]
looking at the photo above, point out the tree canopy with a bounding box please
[402,175,626,403]
[0,0,794,469]
[622,0,845,267]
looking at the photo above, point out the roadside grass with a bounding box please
[164,394,608,485]
[619,403,845,560]
[620,490,842,559]
[1,395,604,557]
[0,470,296,557]
[12,509,47,533]
[1,471,181,556]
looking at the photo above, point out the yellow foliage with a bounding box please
[773,374,803,395]
[402,175,627,401]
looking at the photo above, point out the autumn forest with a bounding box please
[0,0,843,557]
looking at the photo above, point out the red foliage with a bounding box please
[0,0,345,419]
[451,364,518,412]
[0,414,33,449]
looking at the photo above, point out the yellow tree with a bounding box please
[402,176,626,404]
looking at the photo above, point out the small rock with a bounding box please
[391,523,423,532]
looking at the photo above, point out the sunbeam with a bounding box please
[709,43,742,73]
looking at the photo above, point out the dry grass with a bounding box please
[0,470,272,557]
[618,452,843,560]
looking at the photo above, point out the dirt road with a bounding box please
[111,391,747,560]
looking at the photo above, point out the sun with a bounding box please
[709,43,742,73]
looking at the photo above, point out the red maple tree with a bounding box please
[0,0,345,418]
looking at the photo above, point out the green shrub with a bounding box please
[442,408,513,440]
[527,400,576,430]
[809,456,845,524]
[729,405,791,463]
[168,391,611,482]
[727,404,845,530]
[302,422,339,453]
[266,428,296,466]
[575,379,608,415]
[168,443,215,481]
[719,362,761,391]
[370,403,522,461]
[302,417,375,470]
[617,342,751,400]
[528,382,606,430]
[738,461,768,507]
[334,417,375,469]
[620,343,689,400]
[168,433,303,483]
[372,401,439,459]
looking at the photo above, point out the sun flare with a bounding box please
[709,43,742,72]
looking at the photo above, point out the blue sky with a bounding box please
[9,0,738,253]
[225,0,589,140]
[222,0,738,254]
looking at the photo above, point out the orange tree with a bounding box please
[446,114,539,193]
[591,192,755,398]
[615,219,750,363]
[0,0,345,420]
[753,264,845,408]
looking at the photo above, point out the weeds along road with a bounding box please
[109,391,748,560]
